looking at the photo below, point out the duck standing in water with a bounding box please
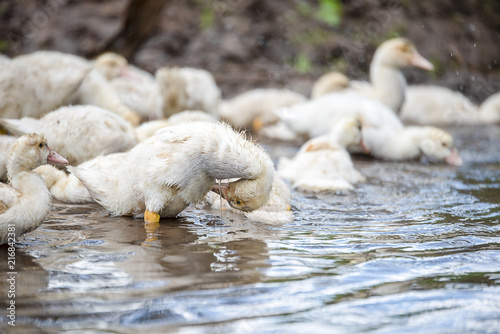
[68,122,275,223]
[0,134,68,245]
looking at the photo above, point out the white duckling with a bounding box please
[278,117,366,193]
[311,71,350,99]
[0,105,138,166]
[0,51,92,119]
[363,124,463,165]
[401,87,500,125]
[68,121,275,222]
[94,52,163,122]
[219,88,307,132]
[135,110,218,142]
[155,66,221,117]
[0,135,16,182]
[277,92,463,165]
[205,175,293,224]
[312,38,434,113]
[0,134,68,245]
[278,91,403,139]
[478,91,500,124]
[354,38,434,113]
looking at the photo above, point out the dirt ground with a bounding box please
[1,0,500,102]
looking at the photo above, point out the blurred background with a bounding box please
[1,0,499,101]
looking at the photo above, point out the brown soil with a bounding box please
[1,0,499,102]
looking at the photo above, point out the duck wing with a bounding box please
[0,117,41,137]
[0,183,20,214]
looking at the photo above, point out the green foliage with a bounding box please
[294,53,313,74]
[292,28,329,47]
[200,6,214,29]
[296,1,313,17]
[316,0,342,27]
[0,39,8,52]
[428,56,442,79]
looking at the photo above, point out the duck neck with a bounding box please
[8,171,51,234]
[330,130,351,150]
[7,155,33,179]
[252,158,275,191]
[370,61,407,113]
[231,157,275,207]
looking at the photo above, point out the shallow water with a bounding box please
[1,125,500,333]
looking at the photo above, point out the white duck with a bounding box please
[0,135,16,182]
[94,52,163,121]
[68,121,275,222]
[0,134,68,245]
[155,66,221,117]
[277,91,463,165]
[219,88,307,131]
[0,105,138,166]
[205,175,293,224]
[0,51,91,119]
[401,87,500,125]
[312,38,434,113]
[278,117,366,193]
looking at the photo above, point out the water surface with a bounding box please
[1,125,499,333]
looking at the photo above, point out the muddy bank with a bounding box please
[0,0,499,101]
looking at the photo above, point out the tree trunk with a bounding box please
[103,0,169,59]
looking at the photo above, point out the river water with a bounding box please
[1,125,499,333]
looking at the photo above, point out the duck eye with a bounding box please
[38,142,45,148]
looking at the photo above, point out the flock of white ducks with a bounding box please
[0,37,498,244]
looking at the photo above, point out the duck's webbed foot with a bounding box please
[144,209,160,223]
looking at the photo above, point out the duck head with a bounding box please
[212,177,273,212]
[94,52,130,80]
[375,38,434,71]
[418,127,463,166]
[8,133,68,177]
